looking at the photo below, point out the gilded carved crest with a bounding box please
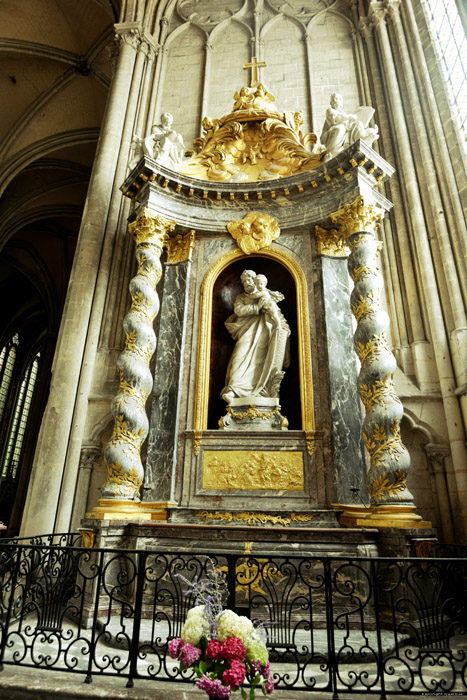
[227,212,280,254]
[176,83,325,182]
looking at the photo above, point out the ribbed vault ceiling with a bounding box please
[0,0,119,343]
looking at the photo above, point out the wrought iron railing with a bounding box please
[0,541,465,695]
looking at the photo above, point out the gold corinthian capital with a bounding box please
[128,208,176,247]
[330,195,384,239]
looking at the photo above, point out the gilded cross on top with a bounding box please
[243,56,266,87]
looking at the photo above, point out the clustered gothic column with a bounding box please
[362,2,467,536]
[331,195,427,528]
[20,27,142,537]
[90,210,175,520]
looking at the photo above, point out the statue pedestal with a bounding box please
[219,396,288,431]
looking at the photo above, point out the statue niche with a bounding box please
[208,258,300,431]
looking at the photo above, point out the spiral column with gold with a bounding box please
[331,196,429,528]
[90,209,175,520]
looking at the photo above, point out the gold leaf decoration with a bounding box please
[227,212,280,254]
[202,450,304,491]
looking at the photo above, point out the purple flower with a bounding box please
[196,675,231,698]
[262,660,270,679]
[168,637,183,659]
[250,659,261,674]
[180,642,202,666]
[265,676,274,694]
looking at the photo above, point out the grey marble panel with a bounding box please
[321,257,368,504]
[145,260,190,501]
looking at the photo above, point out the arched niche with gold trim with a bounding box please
[194,247,314,437]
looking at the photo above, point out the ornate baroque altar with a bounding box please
[83,82,434,557]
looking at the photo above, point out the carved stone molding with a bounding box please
[79,444,101,471]
[227,212,280,254]
[424,443,450,474]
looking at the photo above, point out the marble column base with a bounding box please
[333,503,433,529]
[219,397,288,431]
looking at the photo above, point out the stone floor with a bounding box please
[1,616,465,699]
[2,664,460,700]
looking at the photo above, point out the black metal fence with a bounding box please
[0,539,466,696]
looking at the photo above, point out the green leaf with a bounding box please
[250,687,255,700]
[261,685,267,696]
[199,660,206,674]
[241,690,247,700]
[252,674,261,686]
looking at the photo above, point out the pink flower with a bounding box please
[206,639,223,660]
[265,676,274,694]
[220,636,246,662]
[180,642,202,667]
[223,660,247,689]
[168,637,183,659]
[262,660,270,679]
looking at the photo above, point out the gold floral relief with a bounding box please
[314,226,348,258]
[202,450,304,491]
[165,230,196,263]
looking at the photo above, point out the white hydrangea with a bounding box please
[215,610,254,643]
[181,605,209,645]
[185,605,206,621]
[181,618,207,645]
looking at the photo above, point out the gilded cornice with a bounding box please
[330,195,384,238]
[227,212,280,254]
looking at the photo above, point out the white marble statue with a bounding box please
[320,93,379,160]
[221,270,290,402]
[129,112,185,170]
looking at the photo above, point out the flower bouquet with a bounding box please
[169,561,274,699]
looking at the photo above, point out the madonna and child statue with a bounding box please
[219,269,290,430]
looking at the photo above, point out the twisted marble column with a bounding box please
[101,209,175,502]
[331,196,422,525]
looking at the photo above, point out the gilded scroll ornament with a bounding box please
[101,212,175,502]
[330,195,383,239]
[195,510,313,526]
[315,225,348,257]
[224,405,281,421]
[78,530,96,549]
[202,450,304,491]
[165,230,196,263]
[176,84,325,182]
[227,212,280,254]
